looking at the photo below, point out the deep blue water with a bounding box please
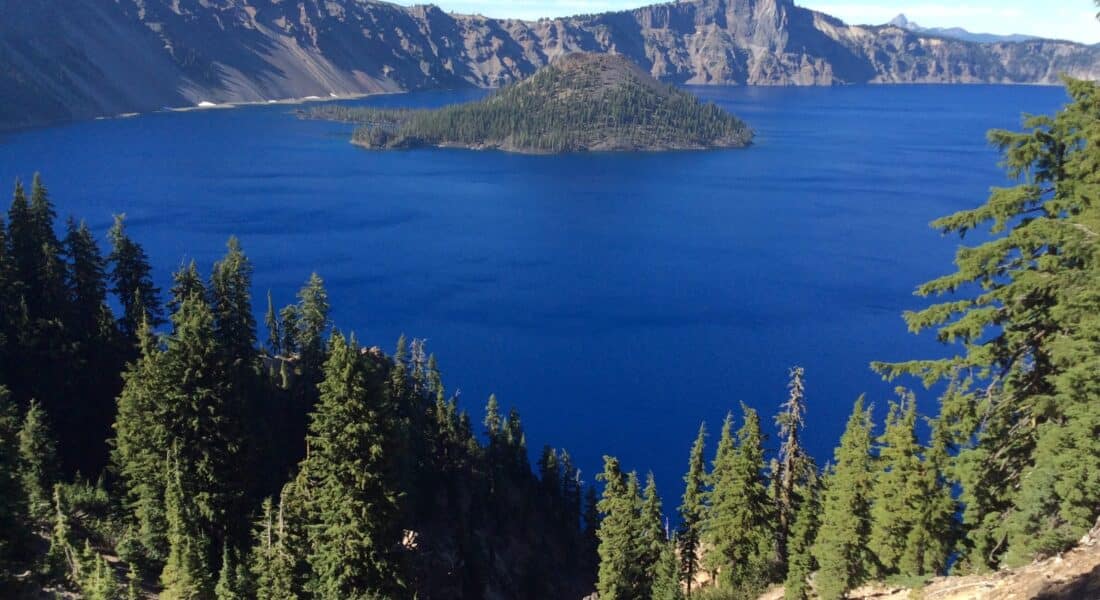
[0,84,1068,503]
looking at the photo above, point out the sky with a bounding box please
[393,0,1100,44]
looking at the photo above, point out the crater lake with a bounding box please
[0,84,1067,499]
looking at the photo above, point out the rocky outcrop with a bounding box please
[2,0,1098,131]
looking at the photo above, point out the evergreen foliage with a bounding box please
[305,332,404,599]
[315,54,752,153]
[18,399,58,522]
[813,397,876,600]
[678,422,707,597]
[703,407,774,594]
[875,78,1100,568]
[783,480,820,600]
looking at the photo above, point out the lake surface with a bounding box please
[0,84,1067,501]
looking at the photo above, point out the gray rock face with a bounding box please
[2,0,1098,130]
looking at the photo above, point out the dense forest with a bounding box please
[308,54,753,154]
[0,81,1097,600]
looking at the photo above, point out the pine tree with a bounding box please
[306,332,404,599]
[63,218,113,340]
[560,449,582,527]
[596,456,644,600]
[875,79,1100,567]
[641,472,666,597]
[44,484,74,581]
[677,422,706,597]
[264,290,280,356]
[108,214,162,339]
[651,540,684,600]
[899,416,957,577]
[295,273,329,385]
[168,291,246,556]
[18,399,58,521]
[783,479,821,600]
[160,457,211,600]
[210,236,257,368]
[112,316,170,563]
[704,407,774,592]
[168,261,204,315]
[868,391,925,576]
[0,387,28,573]
[215,543,245,600]
[813,397,876,600]
[774,367,814,575]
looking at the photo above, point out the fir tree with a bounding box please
[111,316,170,563]
[677,422,707,597]
[160,457,210,600]
[868,390,925,576]
[210,236,257,369]
[875,78,1100,567]
[17,399,58,521]
[774,367,814,574]
[783,479,821,600]
[44,484,74,581]
[0,387,28,574]
[651,540,684,600]
[641,472,666,597]
[305,332,404,598]
[704,407,774,592]
[168,261,204,315]
[295,273,329,385]
[264,290,280,356]
[596,456,644,600]
[215,543,245,600]
[108,214,162,339]
[813,397,876,600]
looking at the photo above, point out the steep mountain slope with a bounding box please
[323,53,753,152]
[2,0,1099,131]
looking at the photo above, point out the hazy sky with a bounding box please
[393,1,1100,44]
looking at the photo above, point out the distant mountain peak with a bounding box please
[884,13,1037,44]
[889,14,911,28]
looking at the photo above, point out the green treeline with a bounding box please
[591,79,1100,599]
[0,181,595,597]
[310,55,753,153]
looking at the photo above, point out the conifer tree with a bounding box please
[160,457,211,599]
[538,445,561,504]
[63,218,113,340]
[17,399,58,522]
[868,391,924,576]
[108,214,162,338]
[215,544,245,600]
[677,423,706,597]
[813,397,876,600]
[560,449,582,526]
[651,540,684,600]
[596,456,644,600]
[641,472,666,595]
[112,316,170,563]
[899,416,957,577]
[305,332,404,599]
[264,290,280,356]
[783,479,821,600]
[0,387,28,573]
[876,79,1100,567]
[210,237,257,369]
[44,484,74,581]
[704,407,774,592]
[774,367,814,573]
[162,292,243,561]
[168,261,204,316]
[295,273,329,385]
[6,179,34,292]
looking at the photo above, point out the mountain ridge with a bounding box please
[887,13,1038,44]
[2,0,1099,131]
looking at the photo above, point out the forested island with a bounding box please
[308,54,753,154]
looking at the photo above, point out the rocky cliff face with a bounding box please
[2,0,1098,131]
